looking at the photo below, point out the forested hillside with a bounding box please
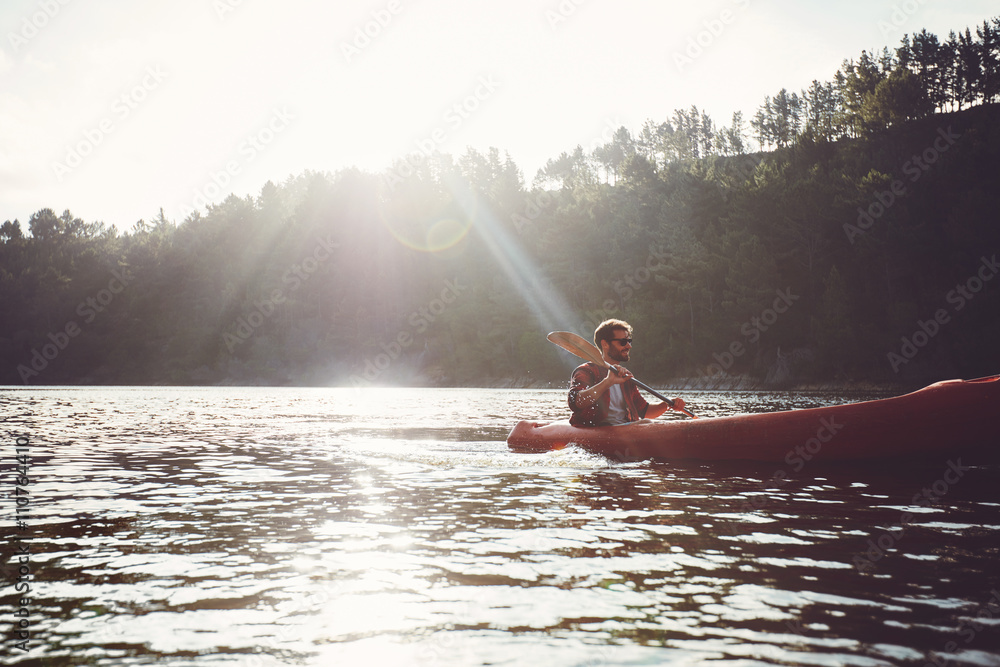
[3,19,999,387]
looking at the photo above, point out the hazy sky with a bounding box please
[1,0,996,230]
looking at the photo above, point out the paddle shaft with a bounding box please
[610,367,673,407]
[611,366,698,419]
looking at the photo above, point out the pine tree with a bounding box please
[976,19,1000,103]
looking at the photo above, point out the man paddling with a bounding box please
[568,319,685,427]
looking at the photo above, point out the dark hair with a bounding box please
[594,319,632,347]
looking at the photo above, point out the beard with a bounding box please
[608,346,630,364]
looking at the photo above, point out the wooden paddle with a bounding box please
[547,331,697,419]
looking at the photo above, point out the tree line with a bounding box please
[2,18,999,387]
[552,16,1000,184]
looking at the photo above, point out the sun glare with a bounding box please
[446,178,577,335]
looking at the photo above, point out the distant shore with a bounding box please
[1,373,956,394]
[466,373,921,394]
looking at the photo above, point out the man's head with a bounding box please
[594,319,632,362]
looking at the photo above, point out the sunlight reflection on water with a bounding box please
[2,386,999,666]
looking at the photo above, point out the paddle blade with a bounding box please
[547,331,608,368]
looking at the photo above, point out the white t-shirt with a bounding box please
[606,384,629,425]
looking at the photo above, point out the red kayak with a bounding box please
[507,375,999,463]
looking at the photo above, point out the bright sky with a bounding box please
[1,0,996,230]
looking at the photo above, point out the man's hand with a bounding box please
[573,365,631,409]
[607,364,633,385]
[646,397,685,420]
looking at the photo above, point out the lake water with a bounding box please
[3,386,999,666]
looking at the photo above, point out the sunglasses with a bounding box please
[610,337,633,345]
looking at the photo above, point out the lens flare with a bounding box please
[379,194,473,253]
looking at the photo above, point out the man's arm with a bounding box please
[643,398,686,420]
[571,365,632,410]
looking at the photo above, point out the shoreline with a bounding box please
[457,373,921,394]
[0,373,953,393]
